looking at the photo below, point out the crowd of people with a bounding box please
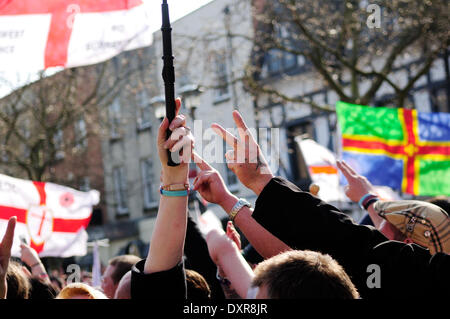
[0,99,449,300]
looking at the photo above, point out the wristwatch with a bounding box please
[229,198,251,222]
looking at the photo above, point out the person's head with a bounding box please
[427,196,450,215]
[101,254,140,298]
[6,261,31,299]
[186,269,211,300]
[251,250,359,299]
[29,277,58,299]
[374,200,450,254]
[56,282,108,299]
[113,270,132,299]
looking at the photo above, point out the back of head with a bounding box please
[427,196,450,215]
[186,269,211,300]
[56,282,108,299]
[109,254,141,284]
[6,261,31,299]
[252,250,359,299]
[29,277,58,299]
[374,200,450,254]
[114,271,132,299]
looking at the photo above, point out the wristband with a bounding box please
[161,183,190,191]
[160,187,189,197]
[358,193,375,208]
[30,262,42,268]
[363,197,379,210]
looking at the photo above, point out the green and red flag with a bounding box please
[336,101,450,196]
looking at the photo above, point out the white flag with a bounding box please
[0,173,99,257]
[0,0,152,71]
[296,137,347,202]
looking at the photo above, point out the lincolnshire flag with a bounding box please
[0,173,100,257]
[0,0,152,70]
[336,101,450,196]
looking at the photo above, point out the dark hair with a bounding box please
[29,277,58,299]
[427,197,450,215]
[6,261,31,299]
[252,250,359,299]
[186,269,211,299]
[49,275,64,291]
[109,255,141,284]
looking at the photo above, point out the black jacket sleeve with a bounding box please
[252,177,389,296]
[252,177,450,299]
[130,260,187,299]
[184,215,225,300]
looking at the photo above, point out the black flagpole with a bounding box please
[161,0,178,166]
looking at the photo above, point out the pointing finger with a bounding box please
[211,124,239,149]
[192,151,213,171]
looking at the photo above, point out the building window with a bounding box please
[137,91,151,130]
[431,86,449,113]
[79,177,90,192]
[74,116,87,149]
[266,25,298,75]
[54,127,65,160]
[214,53,230,102]
[113,166,128,215]
[21,118,30,158]
[141,159,157,209]
[109,98,121,139]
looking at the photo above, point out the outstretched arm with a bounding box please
[0,216,16,299]
[144,99,193,274]
[205,228,254,298]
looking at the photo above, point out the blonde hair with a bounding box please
[56,282,108,299]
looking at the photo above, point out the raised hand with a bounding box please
[337,160,377,203]
[337,160,385,228]
[0,216,16,299]
[20,243,41,267]
[192,152,237,211]
[211,110,274,195]
[158,98,194,185]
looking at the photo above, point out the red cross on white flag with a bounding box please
[0,0,152,70]
[0,173,100,257]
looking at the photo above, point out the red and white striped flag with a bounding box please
[0,0,152,70]
[0,173,99,257]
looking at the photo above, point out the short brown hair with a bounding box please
[252,250,359,299]
[109,255,141,284]
[6,261,31,299]
[186,269,211,299]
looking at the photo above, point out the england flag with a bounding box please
[0,173,99,257]
[0,0,152,70]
